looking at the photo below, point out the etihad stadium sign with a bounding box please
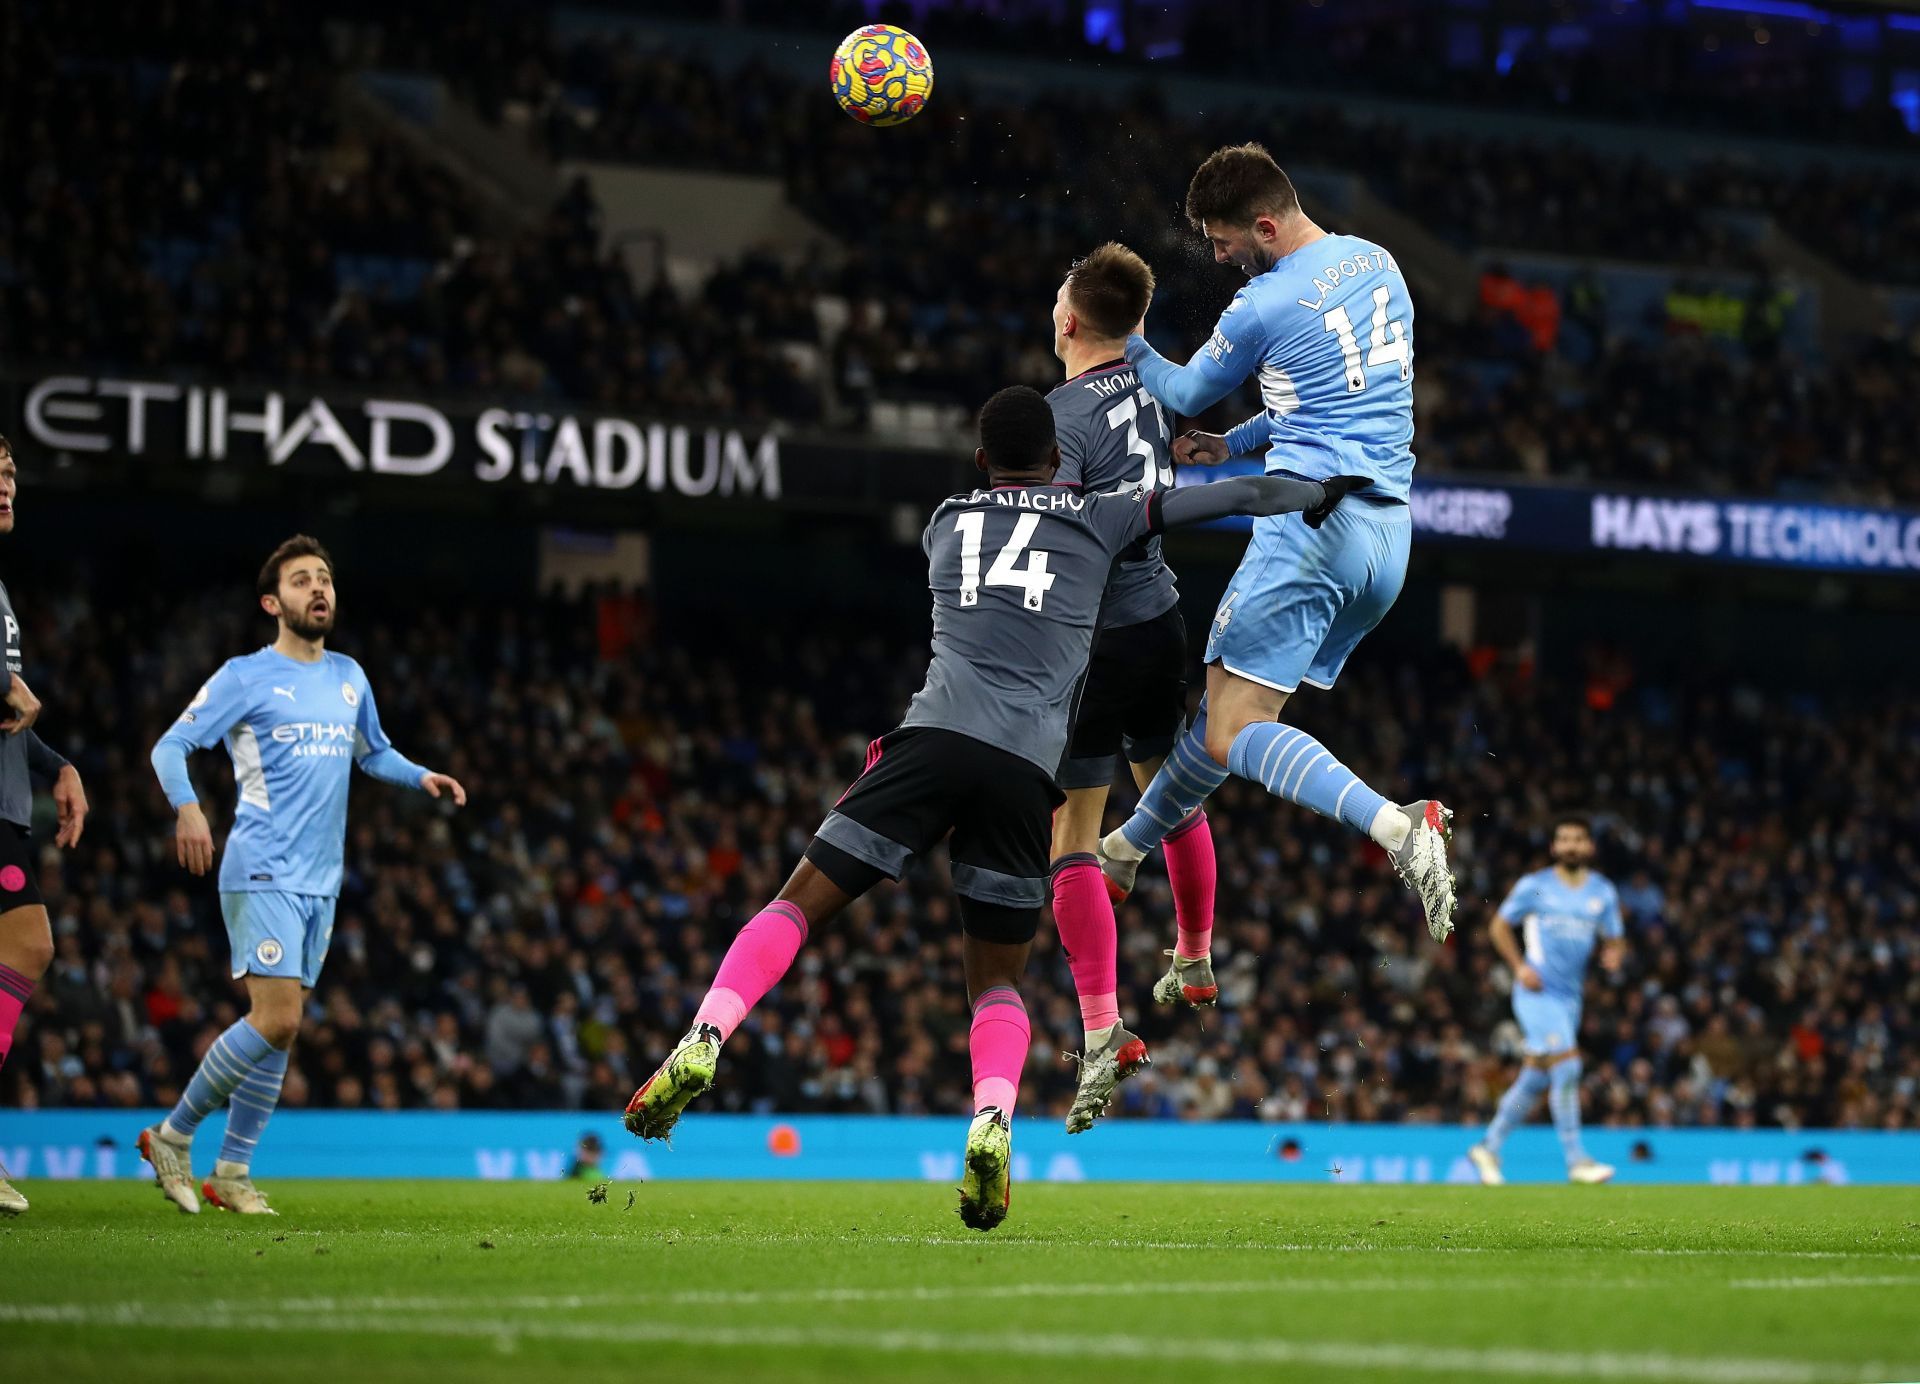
[17,375,781,499]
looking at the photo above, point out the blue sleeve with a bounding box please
[1600,883,1625,940]
[1223,414,1270,458]
[1495,876,1534,923]
[352,676,428,790]
[1124,290,1267,416]
[150,663,249,810]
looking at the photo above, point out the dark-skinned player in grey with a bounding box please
[622,384,1367,1232]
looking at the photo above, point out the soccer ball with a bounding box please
[829,24,933,127]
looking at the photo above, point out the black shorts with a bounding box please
[1058,603,1190,791]
[0,822,43,910]
[807,726,1064,944]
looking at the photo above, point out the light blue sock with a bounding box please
[1483,1065,1549,1153]
[1119,699,1228,854]
[1549,1056,1589,1167]
[162,1018,277,1140]
[218,1045,290,1170]
[1225,722,1391,838]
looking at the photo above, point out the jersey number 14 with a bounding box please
[954,512,1055,612]
[1323,285,1410,393]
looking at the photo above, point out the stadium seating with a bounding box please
[7,4,1919,500]
[3,2,1915,1136]
[7,583,1914,1133]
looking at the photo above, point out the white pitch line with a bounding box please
[865,1236,1920,1261]
[4,1272,1893,1324]
[1730,1277,1920,1291]
[0,1303,1894,1384]
[281,1227,1920,1262]
[240,1275,1652,1314]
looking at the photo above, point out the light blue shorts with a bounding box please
[1204,499,1411,694]
[1514,989,1581,1057]
[222,891,337,988]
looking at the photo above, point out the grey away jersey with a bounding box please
[901,483,1162,772]
[0,578,72,828]
[1047,361,1179,628]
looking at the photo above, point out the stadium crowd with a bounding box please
[6,2,1920,500]
[4,584,1914,1136]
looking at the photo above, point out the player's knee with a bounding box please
[250,1008,301,1050]
[1202,720,1238,767]
[13,934,55,980]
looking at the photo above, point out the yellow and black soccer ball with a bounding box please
[829,24,933,127]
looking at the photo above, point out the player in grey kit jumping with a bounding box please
[622,384,1368,1231]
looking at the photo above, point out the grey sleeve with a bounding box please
[1156,475,1326,531]
[1083,486,1158,554]
[1054,422,1087,488]
[23,731,70,784]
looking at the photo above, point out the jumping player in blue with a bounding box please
[1470,816,1626,1185]
[1094,143,1457,941]
[139,536,466,1214]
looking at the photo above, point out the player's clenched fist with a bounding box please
[175,801,215,875]
[1172,430,1230,466]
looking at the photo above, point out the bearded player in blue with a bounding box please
[138,536,466,1214]
[1470,816,1626,1185]
[1096,142,1456,950]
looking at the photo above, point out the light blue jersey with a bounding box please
[1497,867,1624,999]
[1125,232,1417,693]
[150,647,427,898]
[1125,232,1416,502]
[1500,867,1623,1056]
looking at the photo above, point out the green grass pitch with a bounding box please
[4,1181,1918,1383]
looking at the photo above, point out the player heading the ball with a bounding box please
[1095,142,1458,944]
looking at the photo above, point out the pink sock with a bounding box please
[969,985,1030,1116]
[1164,811,1217,960]
[1050,854,1118,1034]
[0,962,32,1068]
[692,901,809,1041]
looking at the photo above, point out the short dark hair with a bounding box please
[976,386,1057,473]
[1552,814,1594,838]
[1185,142,1300,231]
[1064,242,1156,340]
[0,433,12,461]
[257,534,333,600]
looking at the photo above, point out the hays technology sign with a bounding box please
[19,375,781,499]
[1414,483,1920,575]
[1184,465,1920,577]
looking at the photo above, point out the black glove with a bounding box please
[1305,475,1372,528]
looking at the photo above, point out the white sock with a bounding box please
[1084,1023,1116,1051]
[213,1159,249,1179]
[1102,829,1146,862]
[1367,803,1413,853]
[157,1119,192,1147]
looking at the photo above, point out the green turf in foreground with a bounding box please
[3,1182,1918,1384]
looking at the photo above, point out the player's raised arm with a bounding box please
[351,673,465,805]
[1124,289,1266,418]
[1156,473,1370,531]
[1085,474,1369,557]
